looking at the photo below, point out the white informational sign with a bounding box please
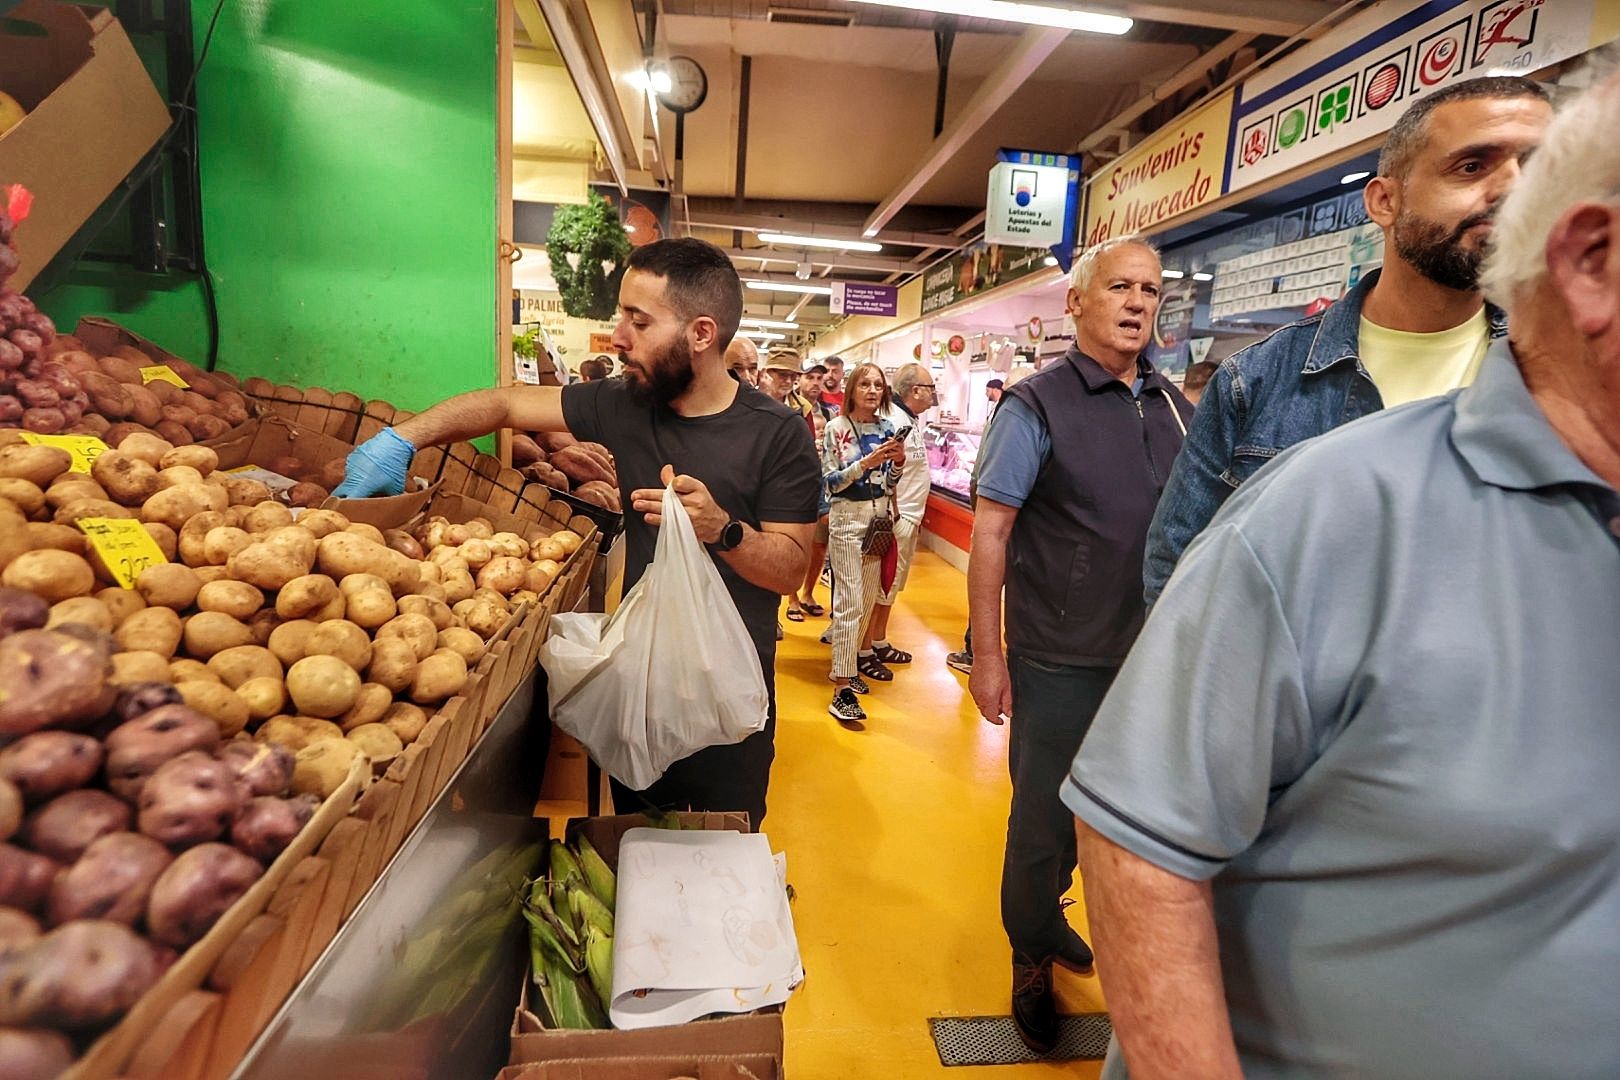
[1229,0,1600,194]
[985,152,1077,247]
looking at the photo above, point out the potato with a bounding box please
[337,683,391,732]
[45,596,113,633]
[267,619,318,667]
[344,523,386,545]
[117,432,173,467]
[346,724,402,768]
[137,751,243,849]
[146,843,262,948]
[290,739,363,800]
[435,626,485,665]
[0,588,49,639]
[46,832,171,928]
[176,510,228,566]
[459,595,510,640]
[551,530,583,554]
[159,445,217,474]
[458,538,493,571]
[96,585,145,626]
[90,451,159,506]
[0,846,58,914]
[21,790,132,863]
[239,500,293,534]
[134,562,201,610]
[0,734,103,805]
[104,704,220,802]
[110,650,172,686]
[256,716,343,753]
[509,589,539,607]
[202,525,252,565]
[140,483,225,530]
[381,702,428,745]
[342,580,395,629]
[182,611,255,660]
[275,573,338,620]
[489,532,530,559]
[414,560,443,585]
[20,523,86,557]
[476,555,527,596]
[532,538,566,562]
[285,655,361,719]
[305,619,371,670]
[115,606,182,658]
[169,658,216,684]
[464,519,494,541]
[205,644,281,689]
[286,481,327,507]
[44,477,109,510]
[214,740,294,799]
[294,508,349,538]
[0,1026,73,1080]
[245,607,282,645]
[378,612,438,661]
[0,479,45,518]
[0,446,72,488]
[263,525,317,567]
[141,521,179,562]
[223,476,272,507]
[364,637,417,694]
[2,550,94,603]
[231,795,317,864]
[442,569,475,604]
[155,465,204,491]
[175,682,251,738]
[410,649,468,704]
[196,579,263,620]
[382,529,424,560]
[0,919,162,1027]
[234,676,285,721]
[0,630,116,736]
[0,781,19,845]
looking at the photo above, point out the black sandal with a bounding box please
[857,654,893,682]
[872,643,912,665]
[785,606,805,622]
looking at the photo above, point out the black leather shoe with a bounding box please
[1011,958,1059,1054]
[1055,927,1094,974]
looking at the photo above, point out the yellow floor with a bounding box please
[767,550,1106,1079]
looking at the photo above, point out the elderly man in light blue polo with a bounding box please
[1067,60,1620,1080]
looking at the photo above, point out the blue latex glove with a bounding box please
[332,427,416,498]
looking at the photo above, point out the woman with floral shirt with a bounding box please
[821,363,906,725]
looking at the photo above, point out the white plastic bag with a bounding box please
[538,485,769,790]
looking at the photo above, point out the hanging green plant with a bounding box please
[547,192,632,320]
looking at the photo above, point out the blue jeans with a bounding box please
[1001,654,1117,962]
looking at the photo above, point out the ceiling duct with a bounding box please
[767,6,855,27]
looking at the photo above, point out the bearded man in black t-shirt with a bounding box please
[334,238,822,827]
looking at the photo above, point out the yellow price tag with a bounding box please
[139,364,190,388]
[77,518,168,590]
[18,433,109,474]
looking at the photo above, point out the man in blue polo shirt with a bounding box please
[1068,65,1620,1080]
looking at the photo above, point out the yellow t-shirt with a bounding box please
[1357,308,1489,408]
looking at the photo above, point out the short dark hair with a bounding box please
[1182,360,1218,394]
[825,356,845,369]
[1377,76,1550,181]
[986,378,1004,390]
[625,238,743,351]
[578,357,611,381]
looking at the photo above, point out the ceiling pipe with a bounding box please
[861,26,1068,238]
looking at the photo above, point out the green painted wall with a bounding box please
[40,0,500,414]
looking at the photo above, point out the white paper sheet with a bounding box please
[608,828,803,1030]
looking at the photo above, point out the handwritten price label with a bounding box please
[139,364,190,388]
[18,433,109,474]
[77,518,168,590]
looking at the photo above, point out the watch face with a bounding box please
[657,56,707,114]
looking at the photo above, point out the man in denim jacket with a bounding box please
[1143,77,1550,604]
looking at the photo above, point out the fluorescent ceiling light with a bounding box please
[848,0,1130,34]
[1192,272,1214,282]
[742,330,787,341]
[1161,269,1185,279]
[741,317,799,329]
[1341,170,1371,185]
[746,280,834,296]
[758,232,883,253]
[1042,255,1058,266]
[630,67,673,94]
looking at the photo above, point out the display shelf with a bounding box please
[232,671,552,1080]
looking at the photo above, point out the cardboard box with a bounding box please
[495,1055,779,1080]
[203,417,437,529]
[0,1,172,290]
[510,813,786,1073]
[74,316,194,372]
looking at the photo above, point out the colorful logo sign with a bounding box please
[1416,21,1467,87]
[1011,169,1037,207]
[1474,0,1541,67]
[1277,101,1309,148]
[1363,60,1403,110]
[947,335,966,356]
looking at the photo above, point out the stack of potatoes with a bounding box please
[0,429,584,802]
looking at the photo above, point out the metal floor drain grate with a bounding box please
[928,1013,1113,1066]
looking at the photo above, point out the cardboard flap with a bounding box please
[0,0,96,109]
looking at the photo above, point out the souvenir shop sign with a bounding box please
[1083,91,1233,247]
[920,242,1049,316]
[986,149,1080,248]
[1227,0,1604,195]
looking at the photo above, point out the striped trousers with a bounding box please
[826,497,885,681]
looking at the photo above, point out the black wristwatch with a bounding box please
[712,518,745,552]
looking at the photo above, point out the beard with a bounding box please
[1392,206,1493,291]
[620,339,695,409]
